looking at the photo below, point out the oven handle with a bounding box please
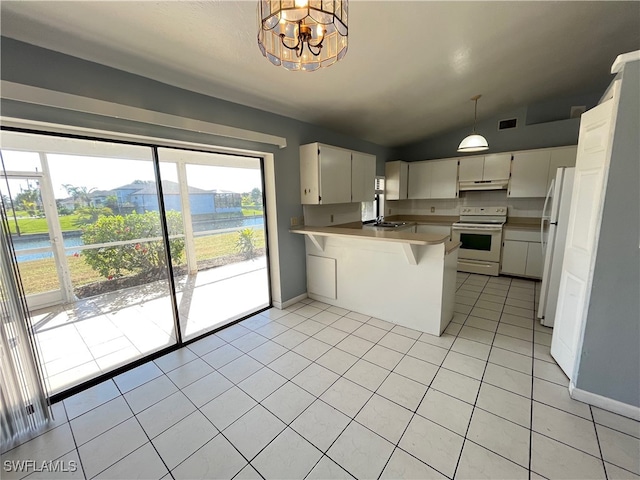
[452,225,503,232]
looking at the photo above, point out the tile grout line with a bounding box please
[452,275,509,479]
[590,405,610,480]
[528,283,538,480]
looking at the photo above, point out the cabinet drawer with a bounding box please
[503,228,540,242]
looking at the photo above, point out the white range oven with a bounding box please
[451,206,507,276]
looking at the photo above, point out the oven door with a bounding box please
[451,223,503,263]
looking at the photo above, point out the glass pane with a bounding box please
[157,148,270,340]
[460,233,493,251]
[0,176,61,300]
[1,133,179,395]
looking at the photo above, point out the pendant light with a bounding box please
[458,94,489,153]
[257,0,348,72]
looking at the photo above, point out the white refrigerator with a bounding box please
[537,167,575,327]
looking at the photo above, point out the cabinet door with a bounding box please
[501,240,527,275]
[525,241,543,278]
[351,152,376,203]
[430,159,458,199]
[300,143,320,204]
[458,156,484,182]
[509,150,551,198]
[319,144,352,204]
[385,161,408,200]
[407,161,432,199]
[547,146,577,189]
[483,153,511,180]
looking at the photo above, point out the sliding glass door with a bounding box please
[0,130,271,396]
[157,148,270,340]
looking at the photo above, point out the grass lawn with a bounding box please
[17,229,266,295]
[8,214,81,235]
[242,207,263,216]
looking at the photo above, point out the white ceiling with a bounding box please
[1,1,639,147]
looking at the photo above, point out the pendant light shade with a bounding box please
[458,95,489,153]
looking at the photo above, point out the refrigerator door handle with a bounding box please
[541,180,555,248]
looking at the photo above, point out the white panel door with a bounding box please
[319,144,352,204]
[407,161,432,199]
[351,152,376,203]
[509,150,551,197]
[551,95,617,380]
[430,159,458,199]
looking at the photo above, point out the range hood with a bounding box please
[459,179,509,191]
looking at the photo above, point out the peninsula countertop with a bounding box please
[290,222,461,254]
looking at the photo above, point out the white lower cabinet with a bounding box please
[500,229,542,279]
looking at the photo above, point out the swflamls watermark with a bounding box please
[3,460,78,473]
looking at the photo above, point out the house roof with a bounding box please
[2,2,638,147]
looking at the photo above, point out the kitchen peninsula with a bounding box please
[291,223,460,336]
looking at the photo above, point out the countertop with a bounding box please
[504,217,541,231]
[385,215,459,226]
[290,223,460,254]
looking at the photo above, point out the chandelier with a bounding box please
[257,0,348,72]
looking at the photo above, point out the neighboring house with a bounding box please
[96,180,242,216]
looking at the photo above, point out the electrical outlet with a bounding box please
[431,206,435,213]
[330,214,334,223]
[290,216,298,227]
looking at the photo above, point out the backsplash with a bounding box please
[387,190,545,218]
[303,203,362,227]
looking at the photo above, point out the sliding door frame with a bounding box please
[1,126,274,404]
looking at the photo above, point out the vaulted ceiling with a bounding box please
[2,1,639,147]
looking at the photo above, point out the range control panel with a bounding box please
[459,206,507,216]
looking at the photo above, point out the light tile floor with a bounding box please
[3,273,639,479]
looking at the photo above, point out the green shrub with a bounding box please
[81,211,184,279]
[236,228,257,260]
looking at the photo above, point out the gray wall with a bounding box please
[393,92,601,161]
[575,60,640,408]
[0,37,393,304]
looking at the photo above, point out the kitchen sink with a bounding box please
[374,221,408,228]
[363,220,414,230]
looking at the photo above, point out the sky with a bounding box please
[1,150,262,199]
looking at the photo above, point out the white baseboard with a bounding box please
[570,383,640,421]
[273,292,308,310]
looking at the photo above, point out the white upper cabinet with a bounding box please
[482,154,511,180]
[407,158,458,199]
[430,159,459,198]
[300,143,375,205]
[385,161,408,200]
[508,150,551,198]
[459,154,510,183]
[408,161,432,199]
[547,146,577,188]
[458,156,484,182]
[351,152,377,203]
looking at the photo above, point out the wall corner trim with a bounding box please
[569,382,640,421]
[0,80,287,149]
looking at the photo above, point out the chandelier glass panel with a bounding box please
[258,0,348,71]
